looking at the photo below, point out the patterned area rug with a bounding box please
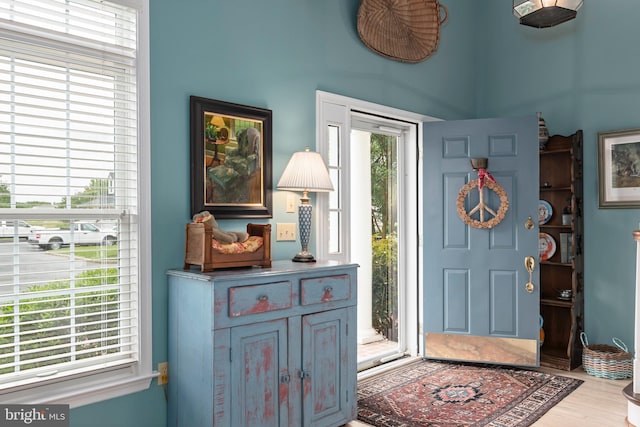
[357,359,583,427]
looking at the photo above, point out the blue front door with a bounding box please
[423,116,540,367]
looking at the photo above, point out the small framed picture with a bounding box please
[598,128,640,208]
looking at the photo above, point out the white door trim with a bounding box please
[315,90,438,358]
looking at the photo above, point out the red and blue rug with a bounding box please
[357,359,583,427]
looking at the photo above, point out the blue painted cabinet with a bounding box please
[167,261,358,427]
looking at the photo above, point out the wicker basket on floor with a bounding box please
[580,332,632,380]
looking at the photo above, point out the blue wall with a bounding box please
[71,0,640,425]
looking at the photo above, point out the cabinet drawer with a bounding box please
[228,281,292,317]
[300,274,351,306]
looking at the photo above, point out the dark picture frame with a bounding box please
[190,96,273,219]
[598,128,640,208]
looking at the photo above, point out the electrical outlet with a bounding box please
[276,223,296,241]
[158,361,168,386]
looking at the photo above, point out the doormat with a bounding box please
[357,359,583,427]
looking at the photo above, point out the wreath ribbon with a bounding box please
[477,168,495,190]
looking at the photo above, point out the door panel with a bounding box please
[443,269,468,332]
[423,116,539,366]
[490,270,517,335]
[302,308,349,427]
[231,319,288,427]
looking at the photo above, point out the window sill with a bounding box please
[0,368,157,408]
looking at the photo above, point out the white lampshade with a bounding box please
[277,147,334,193]
[513,0,583,28]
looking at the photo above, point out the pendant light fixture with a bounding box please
[513,0,583,28]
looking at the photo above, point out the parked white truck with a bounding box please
[0,220,40,240]
[28,222,117,250]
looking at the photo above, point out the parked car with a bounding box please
[28,222,117,250]
[0,220,42,240]
[95,220,118,232]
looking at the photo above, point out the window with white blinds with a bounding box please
[0,0,151,402]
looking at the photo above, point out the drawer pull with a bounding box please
[322,286,334,302]
[257,295,269,302]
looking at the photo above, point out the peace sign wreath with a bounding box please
[456,176,509,229]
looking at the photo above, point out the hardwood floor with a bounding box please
[347,362,629,427]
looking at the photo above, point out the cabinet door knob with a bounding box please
[299,370,311,380]
[258,295,269,302]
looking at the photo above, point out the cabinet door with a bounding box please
[231,319,289,427]
[301,308,351,427]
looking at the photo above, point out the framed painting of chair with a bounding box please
[190,96,273,219]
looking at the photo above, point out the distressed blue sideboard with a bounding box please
[167,260,358,427]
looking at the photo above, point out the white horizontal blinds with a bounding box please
[0,0,137,53]
[0,0,139,387]
[0,0,137,208]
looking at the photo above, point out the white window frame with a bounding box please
[315,90,436,358]
[0,0,153,407]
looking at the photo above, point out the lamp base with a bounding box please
[292,251,316,263]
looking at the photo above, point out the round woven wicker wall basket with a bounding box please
[357,0,448,63]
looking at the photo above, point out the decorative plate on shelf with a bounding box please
[539,200,553,225]
[539,232,556,261]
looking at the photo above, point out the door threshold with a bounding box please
[357,355,421,381]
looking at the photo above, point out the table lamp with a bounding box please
[277,147,334,262]
[209,115,228,166]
